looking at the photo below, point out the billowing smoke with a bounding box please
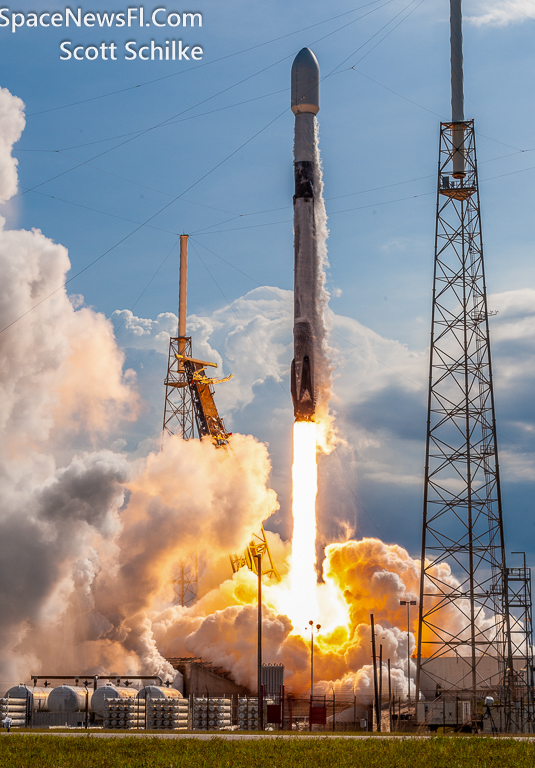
[311,118,336,449]
[0,85,141,680]
[292,114,337,452]
[0,85,278,683]
[150,537,454,698]
[0,86,24,203]
[10,435,278,681]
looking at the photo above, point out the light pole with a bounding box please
[256,553,263,731]
[370,614,380,731]
[400,599,416,706]
[307,620,321,697]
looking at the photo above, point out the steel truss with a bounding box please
[171,551,198,608]
[163,336,195,441]
[505,553,534,730]
[163,335,230,446]
[416,121,514,713]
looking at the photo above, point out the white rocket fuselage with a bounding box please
[291,48,320,422]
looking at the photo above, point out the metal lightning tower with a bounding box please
[163,234,231,607]
[162,236,279,603]
[163,235,231,447]
[163,235,195,443]
[415,0,515,714]
[163,235,198,607]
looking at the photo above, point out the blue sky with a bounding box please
[2,0,535,565]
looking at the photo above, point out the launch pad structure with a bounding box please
[415,0,533,732]
[162,236,279,606]
[162,334,231,447]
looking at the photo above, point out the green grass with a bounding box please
[0,735,534,768]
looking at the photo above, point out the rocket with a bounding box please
[290,48,320,422]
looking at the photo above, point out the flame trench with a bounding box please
[288,420,319,630]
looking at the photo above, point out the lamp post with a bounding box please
[307,620,321,697]
[400,599,416,706]
[379,643,383,721]
[370,614,380,732]
[256,553,263,731]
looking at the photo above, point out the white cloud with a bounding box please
[500,448,535,481]
[362,471,422,486]
[466,0,535,26]
[114,286,293,423]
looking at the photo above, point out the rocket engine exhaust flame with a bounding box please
[287,421,319,629]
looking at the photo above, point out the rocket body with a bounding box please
[291,48,320,422]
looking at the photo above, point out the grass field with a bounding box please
[0,735,534,767]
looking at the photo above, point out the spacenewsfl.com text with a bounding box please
[0,7,204,60]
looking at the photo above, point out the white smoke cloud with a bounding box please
[0,86,285,684]
[0,87,24,203]
[0,226,140,458]
[311,118,335,435]
[0,85,146,680]
[1,450,131,680]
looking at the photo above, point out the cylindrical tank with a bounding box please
[3,686,50,712]
[91,684,137,717]
[47,685,92,713]
[137,686,182,700]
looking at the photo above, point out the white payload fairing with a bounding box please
[290,47,321,422]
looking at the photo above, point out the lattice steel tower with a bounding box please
[163,235,194,443]
[163,236,231,447]
[163,235,198,607]
[415,0,514,712]
[162,236,279,604]
[162,235,234,606]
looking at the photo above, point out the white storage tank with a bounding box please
[47,685,92,713]
[4,685,51,712]
[91,684,137,717]
[137,686,182,700]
